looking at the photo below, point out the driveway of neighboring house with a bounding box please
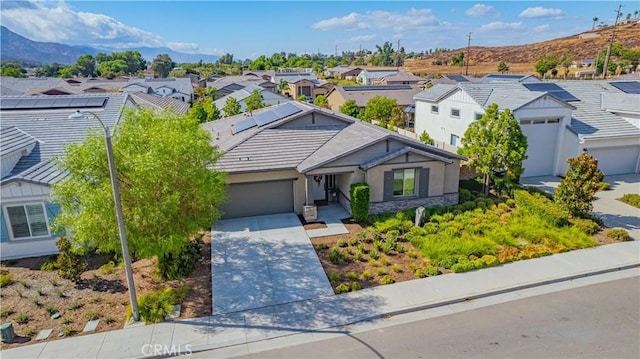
[210,213,334,315]
[521,174,640,240]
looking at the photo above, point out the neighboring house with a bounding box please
[207,76,276,96]
[480,74,540,83]
[326,84,423,113]
[242,70,276,82]
[413,80,640,177]
[378,72,423,85]
[129,92,190,115]
[356,70,399,85]
[271,72,328,99]
[201,102,464,219]
[121,78,193,102]
[0,94,134,259]
[324,66,362,80]
[213,84,292,112]
[0,77,129,96]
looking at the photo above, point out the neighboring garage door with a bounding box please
[222,180,294,218]
[521,120,560,177]
[588,146,640,175]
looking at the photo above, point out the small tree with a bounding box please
[222,97,241,117]
[55,237,87,282]
[364,96,397,126]
[419,131,434,145]
[313,95,330,108]
[497,61,509,74]
[151,54,175,78]
[297,95,308,102]
[186,101,208,123]
[340,99,361,118]
[203,98,221,121]
[245,89,264,112]
[459,103,528,195]
[554,152,604,218]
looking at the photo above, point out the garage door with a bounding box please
[521,121,560,177]
[588,146,640,175]
[222,180,294,218]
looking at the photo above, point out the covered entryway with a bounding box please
[521,120,560,177]
[222,180,294,219]
[588,146,640,175]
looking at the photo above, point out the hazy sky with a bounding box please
[1,1,637,59]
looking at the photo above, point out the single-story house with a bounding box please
[0,93,134,259]
[213,84,292,113]
[413,80,640,177]
[326,84,423,113]
[207,76,276,96]
[324,66,362,80]
[0,77,129,96]
[129,92,191,115]
[378,72,424,85]
[121,78,193,102]
[201,102,464,219]
[356,70,399,85]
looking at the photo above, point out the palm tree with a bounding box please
[592,17,599,30]
[635,10,639,19]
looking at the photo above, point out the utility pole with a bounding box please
[335,45,338,57]
[465,32,472,76]
[602,4,623,79]
[396,40,401,69]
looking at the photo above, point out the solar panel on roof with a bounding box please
[609,81,640,94]
[0,96,108,110]
[271,102,302,118]
[254,111,279,126]
[69,98,90,107]
[523,83,579,102]
[448,75,469,82]
[231,118,257,134]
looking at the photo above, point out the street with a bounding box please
[229,277,639,359]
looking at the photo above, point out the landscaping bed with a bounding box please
[0,232,212,349]
[313,189,630,295]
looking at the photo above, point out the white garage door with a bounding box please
[588,146,640,175]
[222,180,294,219]
[521,120,560,177]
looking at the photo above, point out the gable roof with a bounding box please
[213,84,290,109]
[358,70,399,80]
[0,126,37,157]
[360,146,453,170]
[329,84,423,107]
[129,92,190,115]
[125,78,193,96]
[381,72,423,82]
[0,93,129,185]
[202,102,465,175]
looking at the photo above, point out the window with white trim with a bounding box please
[451,108,460,118]
[5,204,50,239]
[431,105,439,113]
[393,169,416,197]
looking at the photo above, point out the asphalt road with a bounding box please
[233,277,640,359]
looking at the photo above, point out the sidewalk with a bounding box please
[3,241,639,359]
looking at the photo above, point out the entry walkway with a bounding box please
[306,203,350,238]
[210,213,334,315]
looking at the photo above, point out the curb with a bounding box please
[179,263,639,358]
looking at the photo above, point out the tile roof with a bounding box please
[360,146,453,170]
[381,72,423,82]
[0,126,37,157]
[129,92,190,115]
[125,77,193,96]
[0,93,129,185]
[331,84,423,107]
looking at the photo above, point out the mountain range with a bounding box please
[0,26,219,65]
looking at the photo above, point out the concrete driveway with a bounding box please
[210,213,334,315]
[521,174,640,240]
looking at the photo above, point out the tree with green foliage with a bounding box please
[534,53,559,78]
[364,96,397,126]
[222,97,241,117]
[554,151,604,218]
[52,108,226,269]
[278,80,289,95]
[592,17,599,30]
[451,52,465,66]
[58,65,80,78]
[297,95,308,102]
[459,103,528,195]
[559,53,574,78]
[313,95,330,108]
[340,99,361,118]
[186,101,208,123]
[372,41,395,66]
[419,131,434,145]
[76,54,96,77]
[497,61,509,74]
[151,54,175,78]
[1,63,27,78]
[35,63,64,77]
[217,53,234,65]
[203,98,221,121]
[245,89,265,112]
[97,59,128,79]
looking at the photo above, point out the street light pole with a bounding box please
[69,110,139,322]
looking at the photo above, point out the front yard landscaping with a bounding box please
[313,187,630,294]
[0,232,212,349]
[618,193,640,208]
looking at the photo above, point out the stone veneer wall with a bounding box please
[369,193,459,214]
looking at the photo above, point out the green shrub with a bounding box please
[350,281,362,291]
[376,268,387,276]
[598,182,611,191]
[14,312,29,324]
[316,243,329,250]
[424,265,440,276]
[335,283,350,294]
[40,255,58,271]
[472,255,499,269]
[99,261,117,275]
[329,247,341,264]
[56,237,87,282]
[380,257,390,266]
[459,179,483,192]
[414,269,426,278]
[350,182,370,222]
[618,194,640,208]
[336,239,347,247]
[451,258,476,273]
[44,304,57,316]
[85,311,100,321]
[345,271,358,281]
[458,188,474,203]
[341,251,352,262]
[607,228,631,241]
[62,318,73,325]
[158,235,203,280]
[360,270,373,281]
[391,264,402,273]
[395,244,406,253]
[104,316,116,324]
[369,248,380,260]
[406,250,418,258]
[0,271,12,288]
[328,271,341,283]
[127,287,186,324]
[514,190,568,226]
[379,276,394,285]
[355,251,365,262]
[348,237,359,246]
[570,218,601,235]
[68,301,83,311]
[0,309,15,318]
[61,326,76,337]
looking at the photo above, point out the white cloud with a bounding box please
[518,7,564,18]
[465,4,500,18]
[479,21,523,31]
[0,0,210,53]
[348,34,377,43]
[312,8,439,32]
[533,24,550,32]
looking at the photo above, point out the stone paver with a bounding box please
[211,213,333,315]
[82,320,99,333]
